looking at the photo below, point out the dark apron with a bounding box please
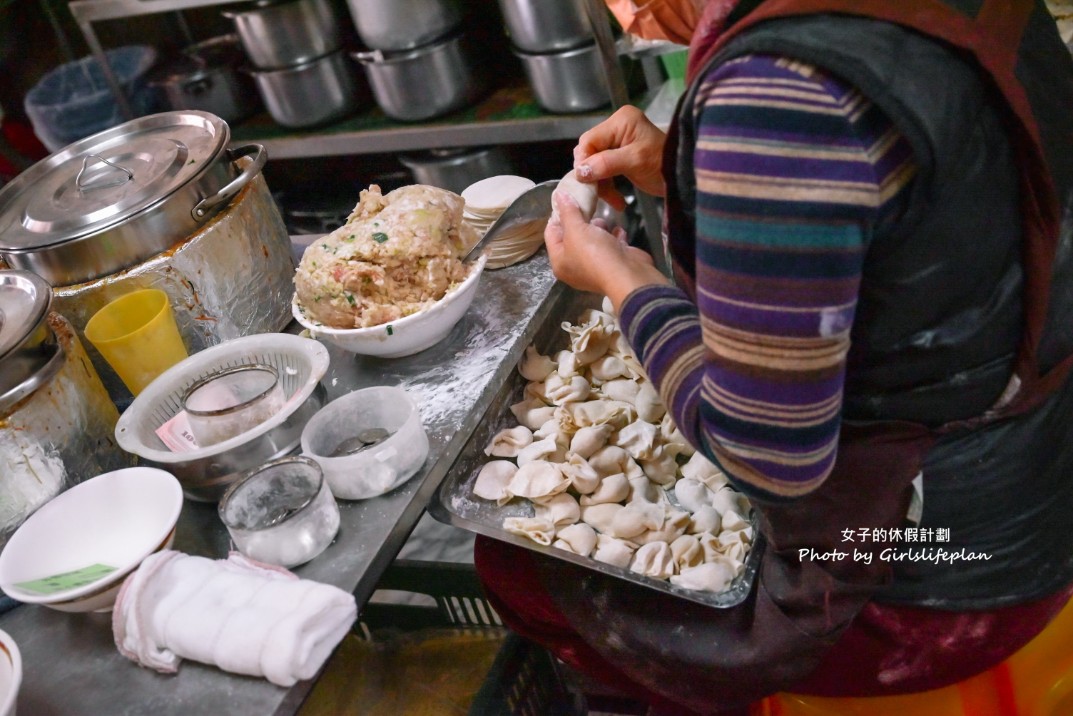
[526,0,1073,711]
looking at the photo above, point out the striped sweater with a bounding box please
[619,54,918,500]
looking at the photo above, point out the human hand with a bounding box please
[545,192,667,310]
[573,105,668,210]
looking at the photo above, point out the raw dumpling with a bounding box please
[532,418,561,440]
[580,502,625,534]
[627,475,664,505]
[484,425,534,457]
[718,508,749,532]
[473,460,518,504]
[634,382,666,423]
[506,460,569,502]
[660,413,695,459]
[687,505,722,535]
[553,523,598,557]
[545,375,592,405]
[562,317,616,365]
[601,295,616,316]
[632,508,690,546]
[560,453,601,494]
[579,472,630,506]
[610,502,665,539]
[503,516,556,546]
[555,350,579,379]
[551,169,598,223]
[681,452,729,491]
[510,398,557,431]
[639,448,678,487]
[589,445,645,480]
[590,355,630,382]
[593,534,637,568]
[516,435,567,466]
[670,561,736,592]
[557,400,635,432]
[534,493,581,526]
[613,419,660,461]
[518,345,557,382]
[674,478,714,513]
[670,534,704,570]
[599,378,641,404]
[569,424,614,459]
[630,542,675,580]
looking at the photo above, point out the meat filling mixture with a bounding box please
[294,184,478,328]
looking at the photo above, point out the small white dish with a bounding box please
[292,255,486,358]
[0,628,20,716]
[0,467,183,612]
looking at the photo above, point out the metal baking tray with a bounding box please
[430,288,762,608]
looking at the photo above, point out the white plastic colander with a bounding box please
[115,333,329,501]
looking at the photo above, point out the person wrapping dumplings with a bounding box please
[473,0,1073,713]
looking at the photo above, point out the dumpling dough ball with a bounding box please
[551,169,598,224]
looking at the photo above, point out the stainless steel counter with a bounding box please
[0,253,564,716]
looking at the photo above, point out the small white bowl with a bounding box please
[301,386,430,500]
[0,467,183,612]
[292,255,486,358]
[0,629,20,716]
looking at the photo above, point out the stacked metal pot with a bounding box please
[498,0,611,113]
[150,35,263,125]
[225,0,368,128]
[346,0,488,122]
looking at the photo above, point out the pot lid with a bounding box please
[0,111,230,255]
[0,270,51,362]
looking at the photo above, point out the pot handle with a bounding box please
[191,143,267,221]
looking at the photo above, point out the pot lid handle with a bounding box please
[191,143,267,222]
[75,154,134,192]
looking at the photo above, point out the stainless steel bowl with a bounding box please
[514,42,610,113]
[399,146,514,194]
[223,0,343,70]
[352,34,485,122]
[248,51,368,129]
[496,0,593,53]
[345,0,461,51]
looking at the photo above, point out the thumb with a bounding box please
[553,191,586,232]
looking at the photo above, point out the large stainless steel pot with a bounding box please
[150,35,262,124]
[496,0,594,53]
[399,146,514,194]
[352,34,485,122]
[0,270,131,550]
[514,42,610,113]
[0,111,267,286]
[248,50,367,129]
[345,0,461,51]
[222,0,342,70]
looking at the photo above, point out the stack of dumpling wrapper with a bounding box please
[461,175,547,269]
[471,298,754,595]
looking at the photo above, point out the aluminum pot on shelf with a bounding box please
[150,35,262,125]
[222,0,343,70]
[0,270,131,551]
[513,41,611,113]
[496,0,595,53]
[247,50,368,129]
[0,110,267,287]
[352,33,486,122]
[399,147,514,194]
[345,0,461,51]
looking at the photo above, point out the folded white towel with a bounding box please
[112,550,357,687]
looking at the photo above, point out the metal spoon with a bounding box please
[329,428,392,457]
[462,180,558,263]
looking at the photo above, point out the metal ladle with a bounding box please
[329,428,392,457]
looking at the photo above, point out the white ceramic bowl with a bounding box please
[0,467,183,613]
[301,386,429,500]
[0,629,20,716]
[292,255,486,358]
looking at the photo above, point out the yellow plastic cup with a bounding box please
[84,289,188,395]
